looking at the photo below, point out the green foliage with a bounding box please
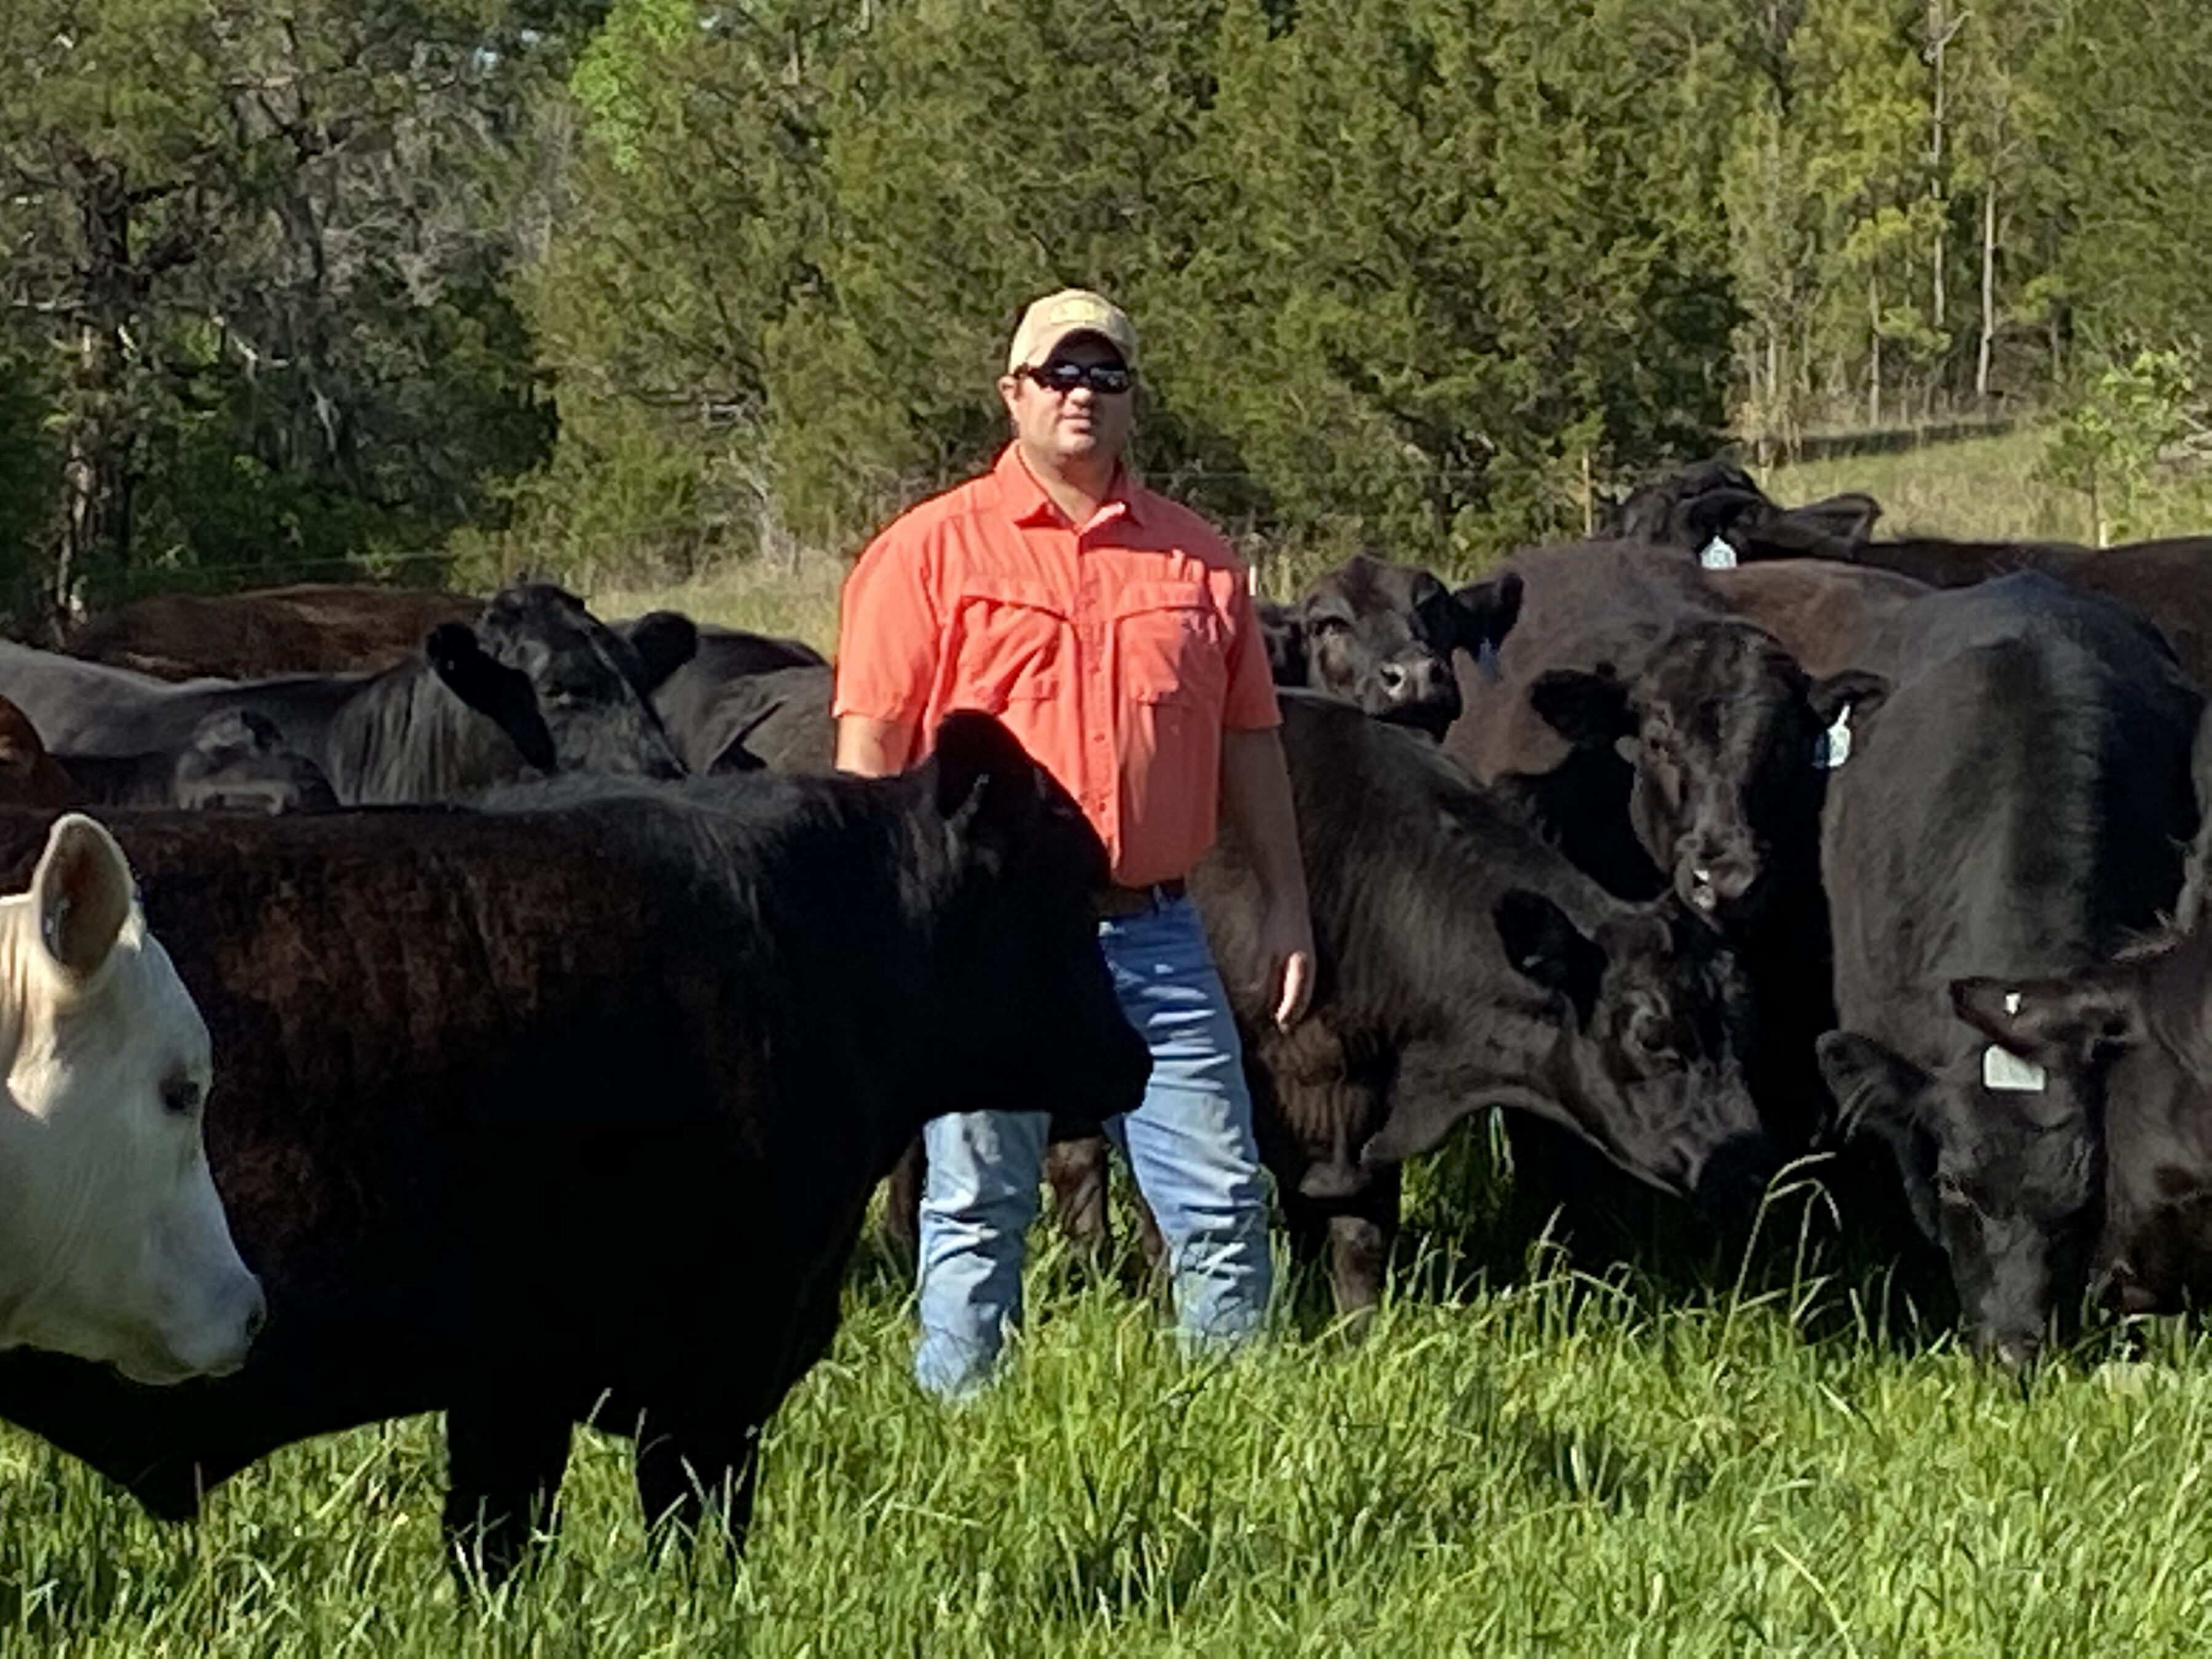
[1,0,2210,601]
[2027,0,2212,361]
[2037,349,2198,546]
[766,0,1223,552]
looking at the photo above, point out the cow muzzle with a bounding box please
[1373,654,1462,737]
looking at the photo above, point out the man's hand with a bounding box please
[1259,896,1316,1029]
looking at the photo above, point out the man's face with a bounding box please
[998,332,1135,475]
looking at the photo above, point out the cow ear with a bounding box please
[1792,491,1883,544]
[1816,1030,1933,1136]
[1808,669,1889,730]
[32,814,135,982]
[1494,889,1605,1024]
[1358,1097,1478,1171]
[1448,571,1523,657]
[1529,668,1633,749]
[1950,974,2145,1062]
[425,623,558,773]
[1258,602,1308,686]
[624,611,699,694]
[932,711,1046,848]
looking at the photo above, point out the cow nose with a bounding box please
[243,1283,269,1346]
[1681,837,1757,914]
[1379,656,1453,707]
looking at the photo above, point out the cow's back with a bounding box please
[66,586,480,681]
[1824,579,2200,1061]
[1444,538,1716,782]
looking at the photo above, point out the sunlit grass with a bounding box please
[9,1201,2212,1656]
[1760,426,2212,545]
[586,551,845,655]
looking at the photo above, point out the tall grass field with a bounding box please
[11,431,2212,1654]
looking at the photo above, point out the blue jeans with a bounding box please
[914,893,1274,1397]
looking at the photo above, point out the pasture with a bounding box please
[7,429,2212,1655]
[5,1202,2212,1655]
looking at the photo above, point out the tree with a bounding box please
[512,0,849,582]
[0,0,571,622]
[766,0,1223,553]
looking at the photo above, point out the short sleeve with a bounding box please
[1218,565,1283,732]
[831,526,941,728]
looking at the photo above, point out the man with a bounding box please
[834,288,1314,1398]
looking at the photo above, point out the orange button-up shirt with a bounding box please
[833,444,1282,887]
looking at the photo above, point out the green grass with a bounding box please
[1759,426,2212,545]
[10,1203,2212,1657]
[587,553,847,655]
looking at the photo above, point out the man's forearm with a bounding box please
[1220,728,1309,909]
[836,714,917,777]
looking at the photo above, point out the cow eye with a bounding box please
[1306,615,1351,637]
[162,1078,204,1118]
[1936,1171,1975,1210]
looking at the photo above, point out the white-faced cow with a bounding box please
[0,815,264,1382]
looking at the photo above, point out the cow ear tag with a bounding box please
[1982,1044,2048,1092]
[1698,536,1738,570]
[1814,706,1854,770]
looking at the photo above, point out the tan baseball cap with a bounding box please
[1006,288,1139,373]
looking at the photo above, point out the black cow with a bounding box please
[58,710,339,814]
[1814,575,2202,1363]
[1609,460,1882,563]
[699,664,837,775]
[1948,715,2212,1322]
[0,713,1147,1580]
[1732,518,2212,694]
[1523,621,1886,1159]
[0,584,696,804]
[1444,542,1924,898]
[1260,558,1523,739]
[1190,693,1774,1314]
[646,624,829,775]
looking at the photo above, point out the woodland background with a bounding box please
[4,0,2208,627]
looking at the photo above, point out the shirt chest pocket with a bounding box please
[951,576,1068,713]
[1114,581,1226,709]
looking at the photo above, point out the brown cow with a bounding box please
[0,697,81,807]
[65,586,481,681]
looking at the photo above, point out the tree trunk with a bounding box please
[53,159,138,630]
[1977,177,1997,399]
[1868,276,1883,430]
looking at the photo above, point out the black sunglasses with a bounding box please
[1019,360,1135,396]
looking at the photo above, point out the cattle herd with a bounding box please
[12,461,2212,1583]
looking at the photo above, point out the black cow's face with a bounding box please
[1289,558,1521,742]
[1298,557,1463,737]
[1534,626,1881,930]
[922,713,1150,1128]
[435,584,694,782]
[1950,957,2212,1325]
[1494,890,1775,1210]
[1821,1013,2105,1367]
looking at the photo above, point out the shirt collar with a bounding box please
[995,444,1145,531]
